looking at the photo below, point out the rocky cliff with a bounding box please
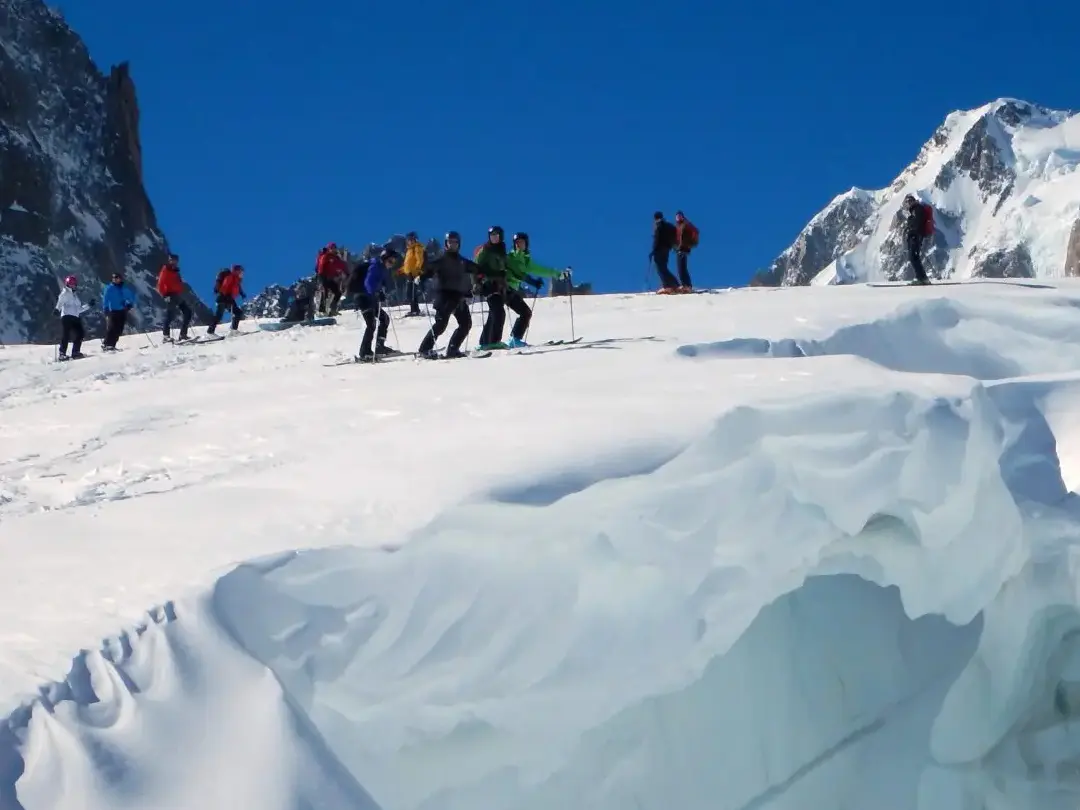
[752,99,1080,286]
[0,0,209,344]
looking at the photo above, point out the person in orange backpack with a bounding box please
[673,211,698,291]
[156,252,193,342]
[315,243,347,315]
[400,232,425,316]
[206,264,246,335]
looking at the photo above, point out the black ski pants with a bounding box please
[356,293,389,356]
[103,310,128,348]
[675,250,693,288]
[163,295,192,338]
[208,296,244,333]
[653,250,680,289]
[419,291,471,354]
[319,276,342,314]
[60,315,84,354]
[906,234,929,283]
[479,286,532,345]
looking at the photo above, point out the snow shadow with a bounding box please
[676,297,1080,381]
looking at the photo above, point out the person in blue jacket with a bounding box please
[101,271,136,350]
[353,248,399,362]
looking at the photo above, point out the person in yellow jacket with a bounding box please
[400,231,425,316]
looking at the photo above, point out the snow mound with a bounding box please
[7,285,1080,809]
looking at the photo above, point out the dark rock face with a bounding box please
[0,0,210,344]
[755,99,1076,286]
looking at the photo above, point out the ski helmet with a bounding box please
[445,231,461,248]
[512,232,529,246]
[488,225,504,239]
[406,231,418,242]
[379,248,398,261]
[64,275,77,287]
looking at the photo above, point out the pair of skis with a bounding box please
[322,337,583,368]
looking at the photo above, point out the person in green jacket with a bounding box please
[502,231,568,347]
[474,225,512,349]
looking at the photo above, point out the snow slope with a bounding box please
[5,282,1080,808]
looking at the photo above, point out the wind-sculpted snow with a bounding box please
[9,285,1080,809]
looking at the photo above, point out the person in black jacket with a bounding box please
[650,212,680,292]
[901,195,931,285]
[417,231,477,359]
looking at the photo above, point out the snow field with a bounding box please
[4,281,1080,808]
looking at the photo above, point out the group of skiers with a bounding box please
[330,227,570,361]
[651,210,700,293]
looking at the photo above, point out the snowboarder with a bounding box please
[401,232,426,317]
[54,275,91,360]
[502,232,569,347]
[354,248,399,362]
[315,243,347,315]
[673,211,698,291]
[101,272,136,351]
[474,225,511,349]
[207,265,246,335]
[417,231,477,359]
[901,195,932,285]
[156,253,193,342]
[651,212,680,293]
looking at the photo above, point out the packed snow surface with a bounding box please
[4,281,1080,809]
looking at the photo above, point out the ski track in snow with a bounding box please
[4,283,1080,808]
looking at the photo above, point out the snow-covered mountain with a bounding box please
[7,283,1080,808]
[0,0,210,344]
[753,98,1080,286]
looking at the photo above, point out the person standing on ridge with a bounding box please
[474,225,511,349]
[400,232,426,317]
[417,231,477,359]
[901,194,932,285]
[54,275,91,360]
[156,253,193,342]
[315,243,347,315]
[502,231,569,348]
[673,211,698,291]
[207,265,246,335]
[354,248,399,362]
[650,212,680,293]
[101,271,136,351]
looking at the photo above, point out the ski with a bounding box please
[420,350,492,361]
[323,350,415,367]
[543,337,583,346]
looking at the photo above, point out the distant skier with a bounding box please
[474,225,511,349]
[353,248,399,362]
[502,231,569,347]
[101,272,136,351]
[315,243,347,315]
[673,211,699,291]
[281,278,315,323]
[401,232,426,317]
[156,253,193,342]
[650,212,680,293]
[901,194,932,285]
[54,275,91,360]
[207,265,246,335]
[417,231,476,359]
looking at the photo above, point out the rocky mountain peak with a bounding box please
[0,0,210,344]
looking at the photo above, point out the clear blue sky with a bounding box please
[62,0,1077,298]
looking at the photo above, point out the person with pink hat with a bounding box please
[53,275,92,360]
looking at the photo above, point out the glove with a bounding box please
[527,275,543,289]
[561,268,572,280]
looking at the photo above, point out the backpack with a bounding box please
[921,204,935,238]
[684,221,700,248]
[213,268,230,294]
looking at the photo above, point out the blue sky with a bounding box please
[63,0,1077,298]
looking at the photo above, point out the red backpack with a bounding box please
[213,268,230,294]
[921,204,935,237]
[684,221,700,248]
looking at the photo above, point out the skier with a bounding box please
[474,225,511,349]
[502,232,569,348]
[650,212,680,293]
[54,275,91,360]
[281,278,315,323]
[354,248,399,362]
[101,272,136,351]
[417,230,477,359]
[156,253,193,342]
[673,211,698,291]
[901,194,932,285]
[315,243,347,315]
[400,232,426,317]
[207,265,246,335]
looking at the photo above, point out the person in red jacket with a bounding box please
[315,243,347,315]
[206,264,246,335]
[673,211,698,291]
[156,253,193,342]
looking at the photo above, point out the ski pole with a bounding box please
[566,267,575,342]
